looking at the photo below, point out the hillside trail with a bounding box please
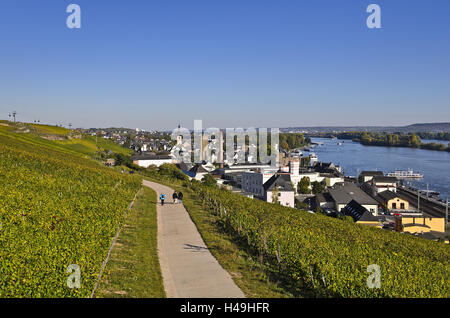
[143,180,245,298]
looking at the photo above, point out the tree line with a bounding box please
[308,132,450,152]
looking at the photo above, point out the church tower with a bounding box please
[176,123,183,146]
[219,129,224,168]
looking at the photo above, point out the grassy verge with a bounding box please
[148,178,295,298]
[96,186,165,298]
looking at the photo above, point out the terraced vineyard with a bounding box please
[192,182,450,297]
[0,125,141,297]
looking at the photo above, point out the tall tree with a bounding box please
[298,177,311,194]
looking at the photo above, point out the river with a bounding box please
[310,137,450,200]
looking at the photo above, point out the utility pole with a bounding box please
[446,198,448,226]
[9,111,17,123]
[417,190,420,213]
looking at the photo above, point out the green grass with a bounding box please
[0,122,131,157]
[148,178,294,298]
[0,123,142,297]
[0,124,87,157]
[55,136,132,156]
[29,123,69,135]
[83,135,132,155]
[95,186,166,298]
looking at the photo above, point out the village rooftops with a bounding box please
[226,162,274,170]
[360,171,384,176]
[263,174,294,192]
[313,162,343,177]
[343,200,383,222]
[329,182,379,205]
[313,162,335,172]
[298,168,316,174]
[376,190,399,203]
[360,182,378,197]
[189,164,209,174]
[177,162,194,171]
[131,154,172,160]
[372,176,398,183]
[315,192,333,204]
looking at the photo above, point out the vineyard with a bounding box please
[0,126,141,297]
[191,182,449,297]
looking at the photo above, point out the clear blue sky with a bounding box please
[0,0,449,130]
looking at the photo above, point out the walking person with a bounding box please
[172,191,178,204]
[160,193,166,206]
[177,191,183,204]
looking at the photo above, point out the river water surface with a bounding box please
[310,137,450,200]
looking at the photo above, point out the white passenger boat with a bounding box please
[386,169,423,179]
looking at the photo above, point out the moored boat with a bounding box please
[386,169,423,179]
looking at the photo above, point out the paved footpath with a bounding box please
[143,180,245,298]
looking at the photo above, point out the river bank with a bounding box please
[310,137,450,200]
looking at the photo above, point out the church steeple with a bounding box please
[176,122,183,145]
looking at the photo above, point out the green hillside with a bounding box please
[0,124,141,297]
[195,183,450,297]
[147,166,450,298]
[0,122,131,157]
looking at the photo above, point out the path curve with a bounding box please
[143,180,245,298]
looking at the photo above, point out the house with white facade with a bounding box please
[263,174,295,208]
[370,176,398,193]
[242,169,277,198]
[359,171,384,183]
[289,160,344,193]
[131,154,173,168]
[328,182,379,215]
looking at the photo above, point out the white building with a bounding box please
[131,154,173,168]
[359,171,384,183]
[328,182,379,215]
[370,176,398,193]
[308,153,318,167]
[263,174,295,208]
[242,169,277,198]
[288,160,344,192]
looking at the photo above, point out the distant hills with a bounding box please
[281,123,450,133]
[400,123,450,132]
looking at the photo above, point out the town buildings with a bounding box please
[263,174,295,208]
[370,176,398,193]
[131,154,173,168]
[375,190,409,212]
[328,182,379,215]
